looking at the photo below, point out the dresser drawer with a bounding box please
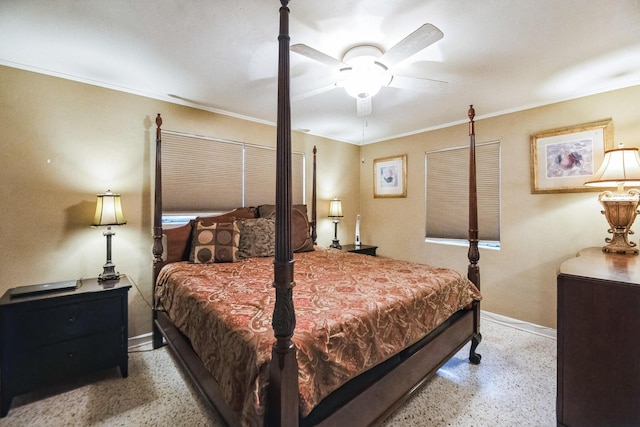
[6,295,124,350]
[5,329,124,395]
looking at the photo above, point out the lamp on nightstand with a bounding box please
[328,197,343,249]
[93,190,127,281]
[584,144,640,254]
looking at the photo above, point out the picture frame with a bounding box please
[373,154,407,198]
[530,118,614,194]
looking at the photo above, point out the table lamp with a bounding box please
[328,197,343,249]
[584,145,640,254]
[93,190,127,280]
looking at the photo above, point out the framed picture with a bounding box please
[530,119,614,194]
[373,154,407,198]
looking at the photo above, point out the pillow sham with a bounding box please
[190,221,240,263]
[257,204,308,219]
[196,207,256,227]
[164,208,256,263]
[257,204,314,252]
[237,217,276,258]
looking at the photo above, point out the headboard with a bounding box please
[151,119,318,283]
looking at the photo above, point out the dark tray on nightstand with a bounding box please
[341,244,378,256]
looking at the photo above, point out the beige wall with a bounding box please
[359,85,640,328]
[3,64,638,333]
[0,66,360,337]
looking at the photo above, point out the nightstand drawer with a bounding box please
[6,329,124,395]
[8,296,123,350]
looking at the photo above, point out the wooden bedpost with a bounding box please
[152,113,164,349]
[467,105,482,364]
[153,114,164,279]
[311,146,317,244]
[268,1,300,426]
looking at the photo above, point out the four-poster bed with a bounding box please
[151,2,482,426]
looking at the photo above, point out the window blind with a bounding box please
[425,141,501,242]
[161,131,305,212]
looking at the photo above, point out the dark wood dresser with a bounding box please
[0,276,131,417]
[557,247,640,426]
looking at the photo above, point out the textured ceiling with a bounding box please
[1,0,639,144]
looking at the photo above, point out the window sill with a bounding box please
[425,238,501,250]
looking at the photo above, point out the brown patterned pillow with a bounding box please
[237,218,276,258]
[190,221,240,263]
[258,204,314,253]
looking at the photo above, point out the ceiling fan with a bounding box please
[291,23,447,116]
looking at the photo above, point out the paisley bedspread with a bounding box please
[155,247,481,426]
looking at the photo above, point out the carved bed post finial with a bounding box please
[468,105,475,136]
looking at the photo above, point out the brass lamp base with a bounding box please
[329,220,341,249]
[598,189,640,255]
[99,227,121,281]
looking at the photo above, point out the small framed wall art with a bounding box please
[373,154,407,198]
[530,119,614,194]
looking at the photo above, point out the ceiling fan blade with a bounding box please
[291,44,347,69]
[292,83,338,102]
[356,95,372,117]
[378,24,444,68]
[389,75,448,92]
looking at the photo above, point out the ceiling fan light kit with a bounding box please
[291,23,446,117]
[338,45,392,99]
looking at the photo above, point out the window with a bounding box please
[161,130,305,213]
[425,140,501,248]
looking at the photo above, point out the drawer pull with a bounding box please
[67,316,76,323]
[67,352,74,358]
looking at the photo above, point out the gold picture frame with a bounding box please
[373,154,407,198]
[530,119,614,194]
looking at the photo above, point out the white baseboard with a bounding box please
[481,310,557,339]
[128,332,153,349]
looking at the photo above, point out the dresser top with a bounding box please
[559,247,640,285]
[0,276,131,305]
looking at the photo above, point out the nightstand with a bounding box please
[557,248,640,426]
[341,244,378,256]
[0,276,131,417]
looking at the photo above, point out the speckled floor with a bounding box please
[0,316,556,426]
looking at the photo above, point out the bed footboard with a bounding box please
[304,307,477,427]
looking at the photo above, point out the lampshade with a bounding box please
[328,198,343,218]
[93,191,126,226]
[584,146,640,189]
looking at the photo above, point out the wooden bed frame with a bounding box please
[151,2,481,425]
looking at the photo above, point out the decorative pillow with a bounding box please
[257,204,308,219]
[258,204,314,253]
[164,221,193,262]
[190,221,240,263]
[196,207,256,227]
[237,218,276,258]
[290,209,314,252]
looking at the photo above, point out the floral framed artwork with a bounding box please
[530,119,614,194]
[373,154,407,198]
